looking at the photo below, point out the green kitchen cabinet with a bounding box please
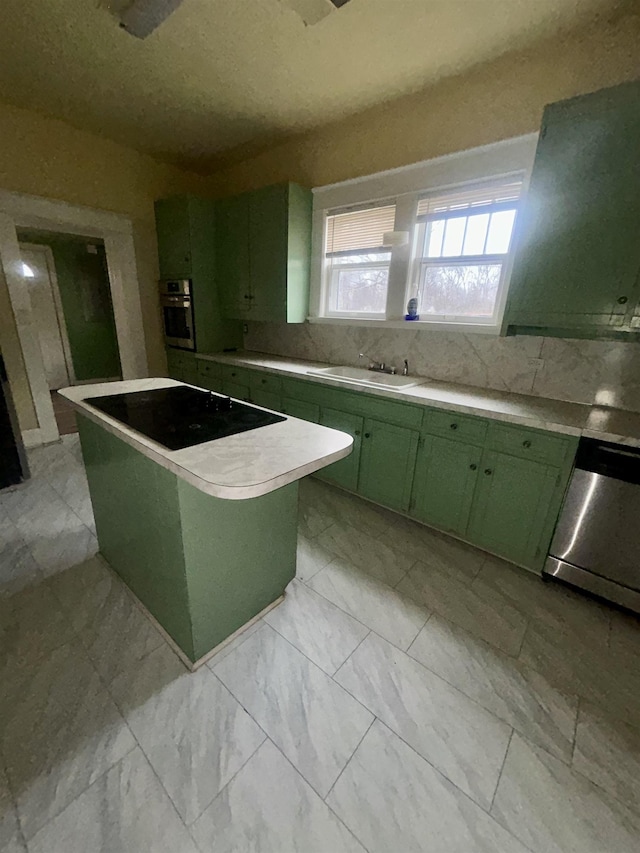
[281,397,320,422]
[166,349,198,384]
[250,388,281,410]
[504,80,640,339]
[155,195,243,353]
[358,419,420,512]
[316,408,363,491]
[216,182,312,323]
[215,193,251,319]
[466,450,561,568]
[411,435,481,535]
[223,380,250,401]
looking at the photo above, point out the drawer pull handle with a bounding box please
[231,372,236,377]
[450,423,458,430]
[618,296,628,305]
[522,439,532,448]
[469,463,477,471]
[261,379,267,384]
[364,432,371,439]
[355,429,361,436]
[484,468,493,476]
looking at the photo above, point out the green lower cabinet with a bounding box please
[281,397,319,422]
[411,435,481,535]
[466,450,560,569]
[316,408,363,491]
[250,388,281,410]
[223,380,250,401]
[358,419,419,512]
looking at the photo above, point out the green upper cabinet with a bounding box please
[358,419,419,512]
[215,193,251,319]
[216,182,312,323]
[155,196,193,280]
[155,195,243,353]
[504,80,640,339]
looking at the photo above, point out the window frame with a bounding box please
[309,134,538,334]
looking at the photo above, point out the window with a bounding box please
[323,203,396,317]
[312,134,537,330]
[412,180,521,324]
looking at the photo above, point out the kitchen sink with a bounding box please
[307,366,426,389]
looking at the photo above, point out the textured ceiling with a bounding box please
[0,0,625,172]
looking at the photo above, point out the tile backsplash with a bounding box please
[244,322,640,413]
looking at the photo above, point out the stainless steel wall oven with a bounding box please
[160,279,195,350]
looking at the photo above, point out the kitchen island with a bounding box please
[60,378,352,668]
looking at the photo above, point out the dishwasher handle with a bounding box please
[576,437,640,485]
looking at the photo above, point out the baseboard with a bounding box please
[95,553,283,672]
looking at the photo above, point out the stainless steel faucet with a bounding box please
[402,359,409,376]
[359,353,397,375]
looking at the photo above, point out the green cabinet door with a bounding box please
[223,380,250,401]
[466,450,559,569]
[411,435,481,535]
[216,193,251,320]
[358,419,419,512]
[248,185,288,322]
[281,398,319,423]
[250,388,281,411]
[315,408,363,491]
[154,197,192,279]
[505,80,640,336]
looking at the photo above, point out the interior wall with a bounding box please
[205,7,640,194]
[0,101,201,430]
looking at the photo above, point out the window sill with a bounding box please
[307,316,502,335]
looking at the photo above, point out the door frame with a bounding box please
[0,189,148,446]
[19,242,76,389]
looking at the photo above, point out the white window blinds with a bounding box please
[416,179,522,222]
[325,204,396,257]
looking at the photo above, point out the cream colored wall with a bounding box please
[0,101,201,430]
[206,8,640,195]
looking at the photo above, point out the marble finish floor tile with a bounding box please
[296,532,336,582]
[327,720,529,853]
[264,579,369,675]
[492,733,640,853]
[316,519,415,587]
[0,480,97,577]
[301,478,397,539]
[205,618,264,667]
[214,624,373,797]
[335,632,512,808]
[386,515,486,578]
[408,613,578,761]
[573,702,640,815]
[609,611,640,664]
[518,616,640,727]
[398,559,528,656]
[49,560,164,685]
[2,641,135,840]
[0,763,26,853]
[192,739,365,853]
[309,558,429,650]
[479,555,612,644]
[0,512,42,598]
[0,582,74,671]
[109,643,265,825]
[27,747,199,853]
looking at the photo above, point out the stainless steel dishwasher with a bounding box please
[545,437,640,613]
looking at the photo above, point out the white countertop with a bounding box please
[60,379,353,500]
[197,350,640,447]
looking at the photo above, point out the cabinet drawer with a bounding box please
[220,364,252,387]
[486,423,572,466]
[223,380,250,401]
[249,371,282,395]
[250,389,281,411]
[426,409,487,445]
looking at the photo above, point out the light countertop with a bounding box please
[60,379,353,500]
[197,350,640,448]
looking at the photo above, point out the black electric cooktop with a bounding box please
[86,386,286,451]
